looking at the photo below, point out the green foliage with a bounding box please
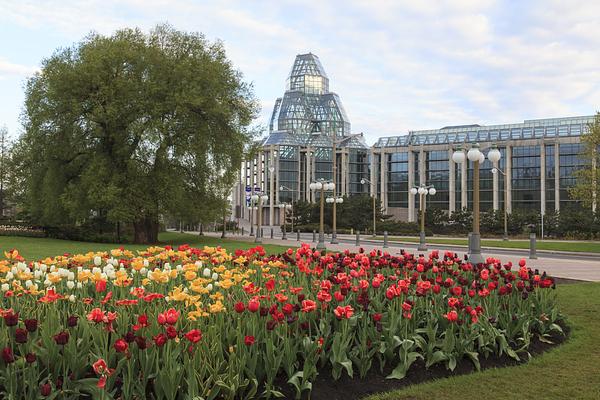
[16,24,259,243]
[569,112,600,208]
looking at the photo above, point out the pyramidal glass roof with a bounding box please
[263,53,355,148]
[373,115,596,148]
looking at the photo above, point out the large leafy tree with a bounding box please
[19,24,259,243]
[570,112,600,209]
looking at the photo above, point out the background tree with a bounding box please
[0,126,11,218]
[17,24,259,243]
[570,112,600,208]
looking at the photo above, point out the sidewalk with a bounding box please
[204,231,600,282]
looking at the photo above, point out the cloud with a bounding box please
[0,0,599,141]
[0,58,38,78]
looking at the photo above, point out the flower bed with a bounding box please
[0,225,45,238]
[0,245,562,399]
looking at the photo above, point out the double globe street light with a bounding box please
[278,202,293,240]
[250,192,269,244]
[360,178,378,237]
[452,143,501,264]
[309,179,335,250]
[410,185,436,251]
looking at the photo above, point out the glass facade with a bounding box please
[426,151,449,209]
[388,152,409,208]
[559,143,586,208]
[511,145,541,210]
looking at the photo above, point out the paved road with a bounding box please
[201,230,600,282]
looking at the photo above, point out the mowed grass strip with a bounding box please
[380,237,600,253]
[366,282,600,400]
[0,232,290,260]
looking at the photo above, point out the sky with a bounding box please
[0,0,599,144]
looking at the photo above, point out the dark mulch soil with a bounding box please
[276,322,569,400]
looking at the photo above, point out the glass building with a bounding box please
[233,53,595,225]
[233,53,370,225]
[372,116,594,222]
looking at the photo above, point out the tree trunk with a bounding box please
[133,215,159,244]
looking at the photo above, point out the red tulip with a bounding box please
[184,329,202,343]
[234,302,245,313]
[248,299,260,313]
[114,339,128,353]
[244,335,255,346]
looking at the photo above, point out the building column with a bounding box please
[408,151,415,222]
[340,150,347,196]
[269,147,275,226]
[305,147,312,202]
[492,158,499,211]
[419,148,425,186]
[448,148,456,214]
[380,150,387,212]
[370,150,377,198]
[248,160,255,223]
[461,152,467,210]
[540,143,546,216]
[554,143,560,212]
[505,146,512,214]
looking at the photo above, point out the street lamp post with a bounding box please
[309,179,334,250]
[360,178,377,237]
[326,195,344,244]
[410,184,436,251]
[251,192,269,244]
[491,164,509,241]
[278,202,292,240]
[279,185,296,232]
[452,143,501,264]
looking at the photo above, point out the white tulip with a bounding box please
[211,273,219,281]
[44,279,51,287]
[93,256,102,266]
[25,280,33,288]
[143,259,149,268]
[5,272,13,280]
[76,282,83,289]
[1,283,9,291]
[206,283,213,292]
[176,264,182,272]
[68,294,76,302]
[203,268,211,278]
[67,272,75,281]
[66,281,75,289]
[140,268,147,276]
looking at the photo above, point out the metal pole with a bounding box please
[312,230,316,242]
[355,230,360,246]
[372,195,377,237]
[297,229,300,241]
[317,185,326,250]
[503,169,508,241]
[270,227,273,239]
[469,160,484,264]
[529,232,537,259]
[255,199,262,243]
[282,208,287,240]
[418,192,427,251]
[383,231,389,248]
[332,136,338,244]
[241,227,244,236]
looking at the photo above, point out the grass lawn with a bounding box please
[366,281,600,400]
[0,232,290,260]
[380,237,600,253]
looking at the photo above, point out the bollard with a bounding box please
[529,232,537,259]
[312,230,316,242]
[383,231,389,248]
[242,227,245,236]
[260,228,263,239]
[355,230,360,247]
[270,228,274,239]
[297,230,300,241]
